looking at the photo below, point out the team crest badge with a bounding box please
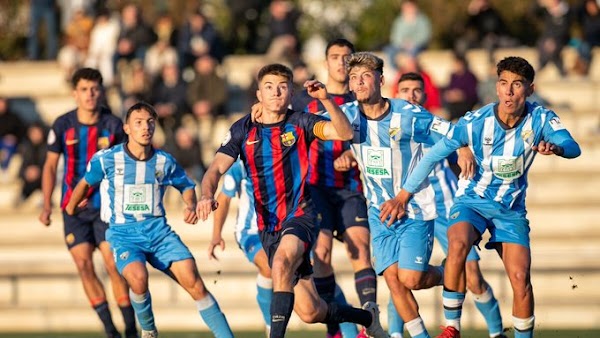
[281,131,296,147]
[521,129,534,145]
[65,233,75,245]
[388,127,401,139]
[119,251,130,261]
[97,137,110,149]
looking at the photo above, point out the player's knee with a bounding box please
[73,257,95,275]
[448,240,470,258]
[296,306,321,323]
[399,272,424,290]
[508,269,532,292]
[313,245,332,266]
[383,271,402,293]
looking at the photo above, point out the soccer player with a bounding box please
[38,68,137,338]
[389,72,504,338]
[197,64,388,338]
[65,102,234,338]
[292,38,374,338]
[394,56,581,338]
[209,159,273,335]
[332,52,449,338]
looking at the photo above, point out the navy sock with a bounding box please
[315,275,339,335]
[93,301,119,336]
[270,292,295,338]
[354,268,377,305]
[119,304,137,337]
[324,302,372,328]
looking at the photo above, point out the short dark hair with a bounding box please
[125,101,158,122]
[325,38,355,57]
[257,63,293,83]
[497,56,535,83]
[398,72,424,86]
[71,67,103,88]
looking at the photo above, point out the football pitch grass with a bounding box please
[1,330,600,337]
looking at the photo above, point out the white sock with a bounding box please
[405,316,426,337]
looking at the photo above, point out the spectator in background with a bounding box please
[534,0,572,77]
[225,0,270,54]
[0,97,26,173]
[260,0,302,63]
[57,7,94,81]
[119,59,152,117]
[454,0,518,62]
[113,4,156,78]
[442,53,479,122]
[573,0,600,76]
[291,60,314,94]
[85,9,120,87]
[186,55,228,141]
[166,126,206,184]
[16,122,47,206]
[178,9,225,70]
[149,63,189,149]
[144,13,179,81]
[28,0,58,60]
[391,53,443,117]
[384,0,432,68]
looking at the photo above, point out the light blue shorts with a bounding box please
[107,218,194,274]
[449,195,530,249]
[237,232,263,263]
[368,206,434,275]
[434,211,480,262]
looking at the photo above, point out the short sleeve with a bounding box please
[164,156,195,193]
[217,117,248,159]
[413,112,453,145]
[299,112,327,144]
[84,152,105,186]
[47,119,64,154]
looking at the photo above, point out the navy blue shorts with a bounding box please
[308,185,368,240]
[260,212,319,285]
[62,208,108,249]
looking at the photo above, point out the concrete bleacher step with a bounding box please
[0,61,70,97]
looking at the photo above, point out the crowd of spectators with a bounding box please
[4,0,599,206]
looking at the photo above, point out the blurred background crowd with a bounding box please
[1,0,599,208]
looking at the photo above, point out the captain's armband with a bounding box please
[313,121,327,140]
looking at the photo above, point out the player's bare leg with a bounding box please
[99,241,137,337]
[70,242,120,337]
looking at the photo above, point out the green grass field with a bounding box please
[1,330,600,338]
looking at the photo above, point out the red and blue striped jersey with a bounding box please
[218,110,325,232]
[47,108,125,210]
[293,91,362,192]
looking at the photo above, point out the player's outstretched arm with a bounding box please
[198,153,236,221]
[208,192,231,260]
[39,152,60,226]
[532,139,581,158]
[305,80,353,141]
[65,178,91,216]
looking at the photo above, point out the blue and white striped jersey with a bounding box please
[84,144,195,225]
[342,99,453,221]
[427,152,458,219]
[221,160,258,242]
[404,102,580,211]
